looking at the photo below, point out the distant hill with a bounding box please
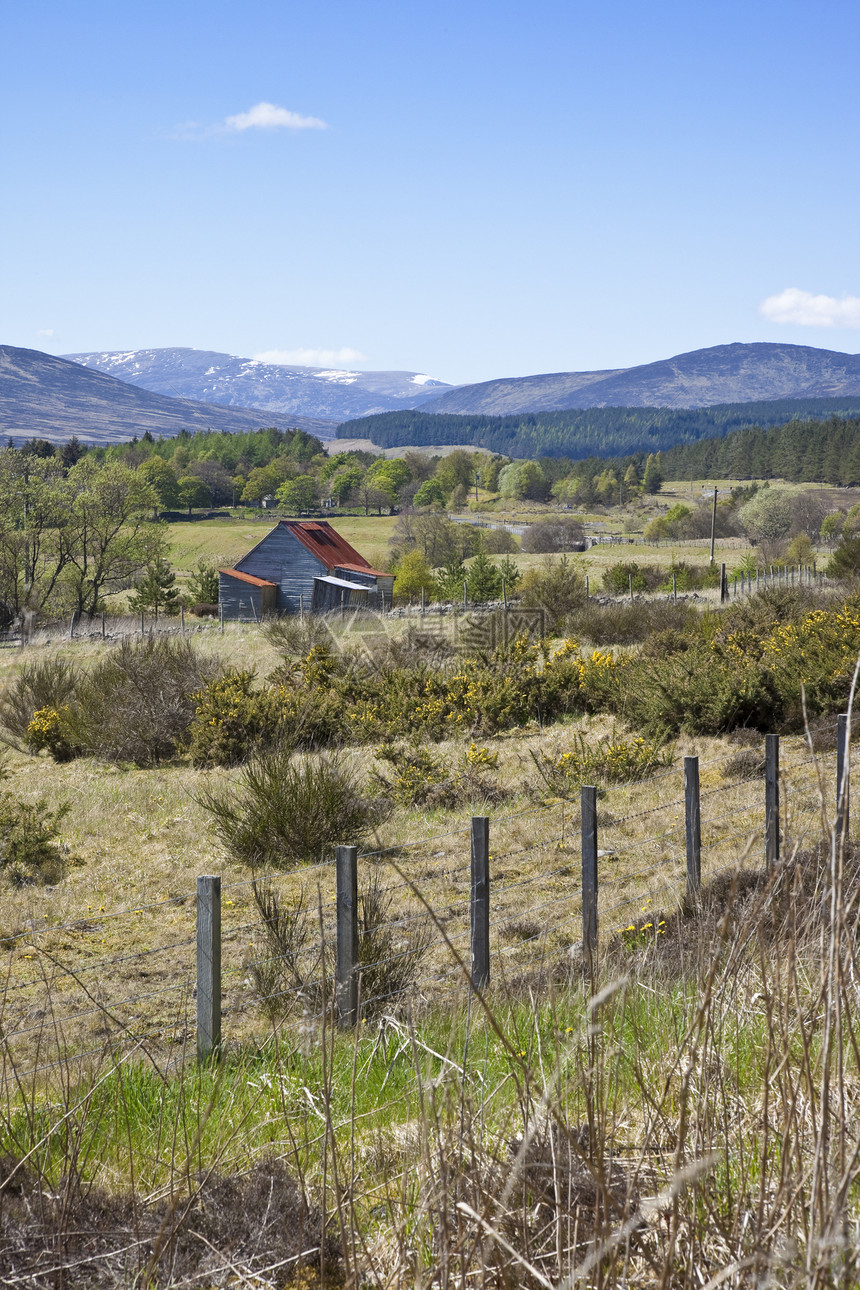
[0,346,332,446]
[418,343,860,415]
[336,397,860,460]
[64,347,454,422]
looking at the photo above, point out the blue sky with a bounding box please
[1,0,858,384]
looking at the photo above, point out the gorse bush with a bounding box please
[371,741,506,809]
[568,598,697,647]
[530,732,674,798]
[187,670,289,766]
[0,656,80,745]
[198,749,388,870]
[64,637,220,766]
[26,705,79,762]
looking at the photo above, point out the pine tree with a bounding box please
[496,555,521,593]
[435,555,468,602]
[129,558,181,619]
[642,453,664,494]
[466,552,502,603]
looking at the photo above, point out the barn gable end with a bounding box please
[219,521,390,618]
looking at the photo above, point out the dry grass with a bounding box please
[2,615,858,1288]
[0,614,838,1078]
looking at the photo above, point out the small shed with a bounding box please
[218,569,278,620]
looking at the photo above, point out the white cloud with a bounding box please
[36,328,54,337]
[254,347,367,367]
[759,287,860,329]
[224,102,328,132]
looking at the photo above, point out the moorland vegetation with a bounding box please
[6,422,860,1283]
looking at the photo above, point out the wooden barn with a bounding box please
[218,521,395,620]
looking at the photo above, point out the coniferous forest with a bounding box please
[336,397,860,459]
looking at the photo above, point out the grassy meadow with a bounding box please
[1,576,858,1285]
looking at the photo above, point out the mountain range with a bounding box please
[414,343,860,415]
[64,348,452,422]
[0,346,333,446]
[5,341,860,451]
[64,342,860,424]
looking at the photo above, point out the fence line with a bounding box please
[0,720,853,1086]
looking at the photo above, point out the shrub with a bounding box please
[66,637,219,766]
[530,732,674,798]
[26,705,80,762]
[0,656,80,744]
[569,599,698,647]
[262,614,334,656]
[189,601,219,617]
[601,561,662,595]
[827,536,860,580]
[521,518,585,554]
[249,882,325,1018]
[186,670,288,767]
[198,749,388,870]
[658,560,720,592]
[372,742,506,809]
[356,872,433,1017]
[519,556,587,630]
[248,871,432,1020]
[723,749,767,780]
[0,776,70,886]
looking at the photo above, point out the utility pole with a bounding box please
[709,486,718,564]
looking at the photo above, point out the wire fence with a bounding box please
[0,719,849,1088]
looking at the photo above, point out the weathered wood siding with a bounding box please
[235,526,326,613]
[219,573,267,620]
[312,579,370,612]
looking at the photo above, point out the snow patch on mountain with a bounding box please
[64,347,457,422]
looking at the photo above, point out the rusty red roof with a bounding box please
[335,560,391,578]
[282,520,377,573]
[219,568,278,587]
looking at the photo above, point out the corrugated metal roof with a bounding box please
[283,521,376,572]
[335,561,391,578]
[219,568,278,588]
[315,575,372,591]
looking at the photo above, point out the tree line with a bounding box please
[335,398,860,460]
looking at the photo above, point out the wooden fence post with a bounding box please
[672,572,677,604]
[219,603,224,635]
[180,604,185,633]
[720,562,728,604]
[140,611,145,638]
[765,734,780,869]
[628,573,634,604]
[581,786,598,963]
[837,713,850,844]
[336,845,359,1027]
[684,756,701,897]
[470,816,490,990]
[585,575,590,600]
[196,875,221,1062]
